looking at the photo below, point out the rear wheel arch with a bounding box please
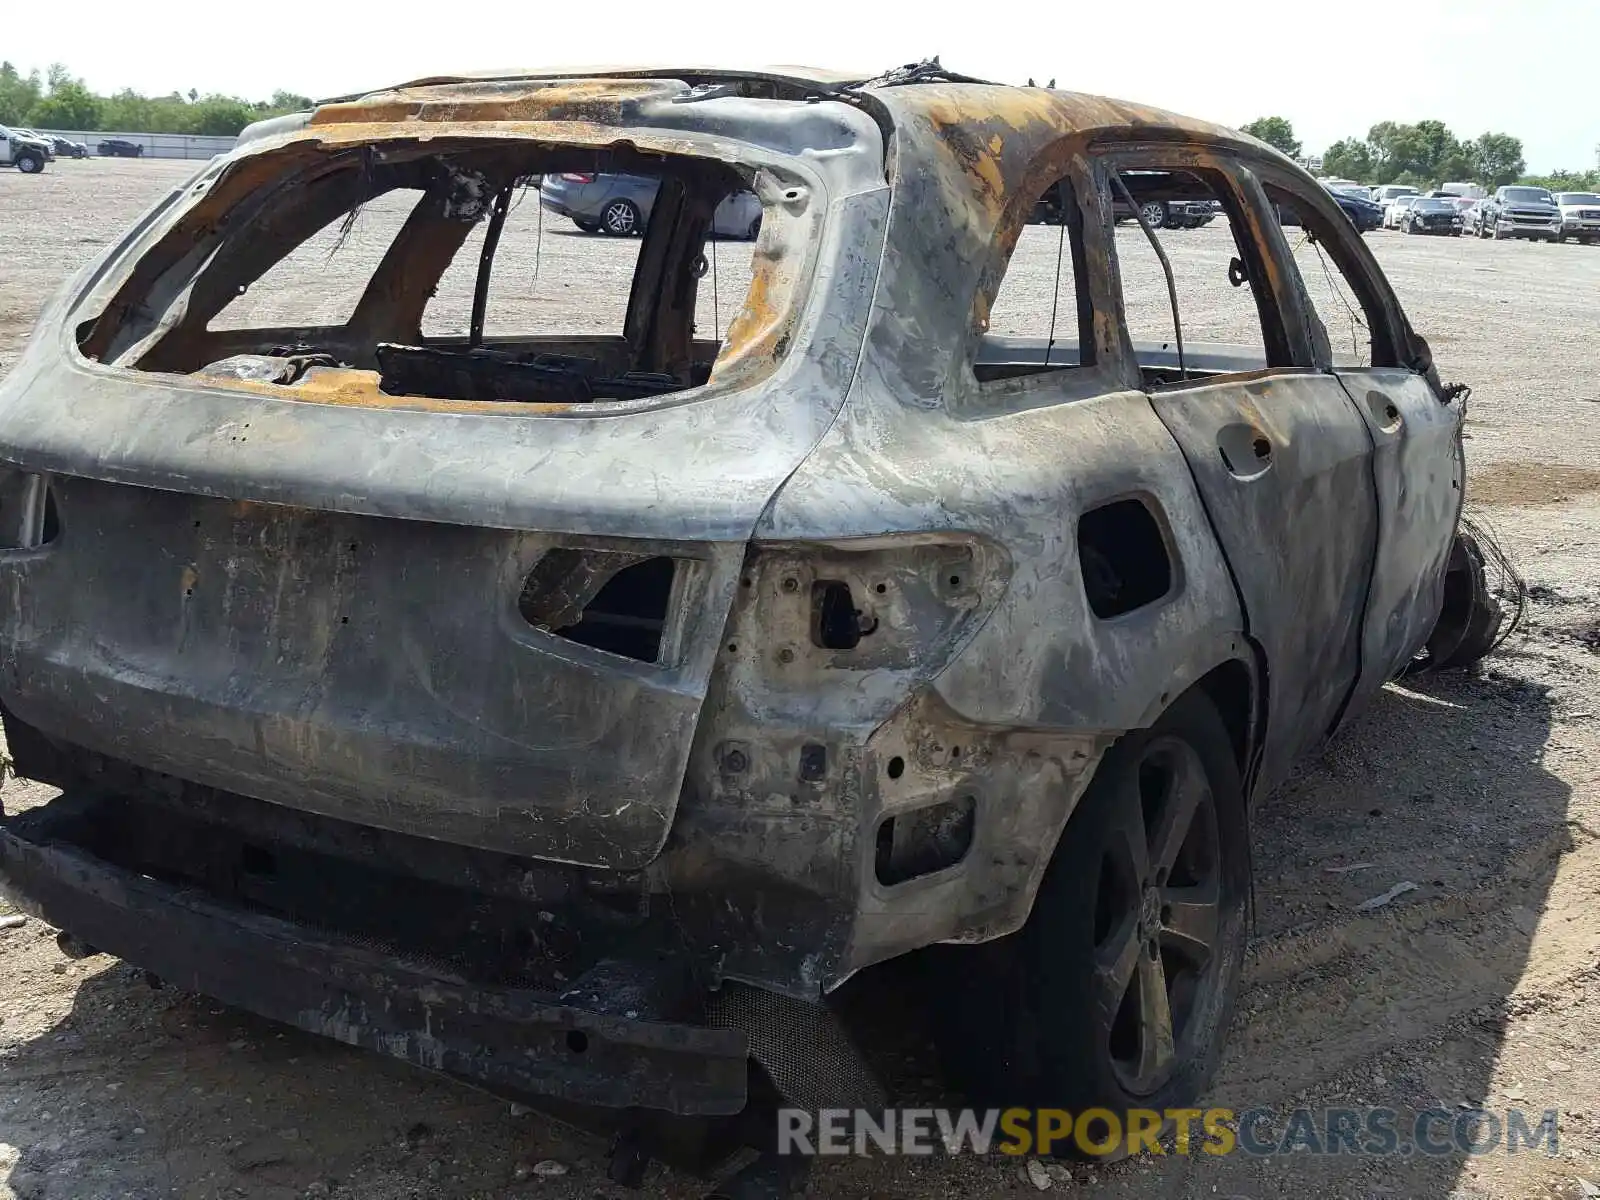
[997,651,1263,943]
[929,676,1254,1127]
[1192,655,1261,796]
[1116,648,1261,789]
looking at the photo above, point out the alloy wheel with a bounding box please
[601,199,638,236]
[1092,737,1224,1096]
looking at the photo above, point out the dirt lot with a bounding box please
[2,159,1599,1200]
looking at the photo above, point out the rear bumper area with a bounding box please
[0,474,743,869]
[0,794,750,1116]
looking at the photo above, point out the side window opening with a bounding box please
[1108,166,1280,388]
[1266,185,1384,368]
[973,175,1093,383]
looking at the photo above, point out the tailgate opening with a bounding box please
[78,130,807,412]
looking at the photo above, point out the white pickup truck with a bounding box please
[1556,191,1600,245]
[0,124,51,173]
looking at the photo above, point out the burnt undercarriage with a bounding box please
[0,705,897,1131]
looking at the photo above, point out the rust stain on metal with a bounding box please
[310,79,677,128]
[716,253,787,369]
[198,369,578,414]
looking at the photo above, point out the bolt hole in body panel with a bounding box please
[1077,498,1175,619]
[812,579,876,649]
[1215,423,1274,480]
[239,844,276,876]
[1365,389,1403,431]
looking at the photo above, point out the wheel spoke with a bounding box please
[1147,748,1207,875]
[1096,910,1142,1000]
[1118,772,1153,884]
[1134,949,1177,1084]
[1160,883,1220,966]
[1117,817,1151,891]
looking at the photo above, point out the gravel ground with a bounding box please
[2,159,1600,1200]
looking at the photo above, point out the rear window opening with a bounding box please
[208,189,425,330]
[78,140,784,411]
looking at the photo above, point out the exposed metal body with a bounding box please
[0,66,1465,1114]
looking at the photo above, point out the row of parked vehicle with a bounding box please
[1332,182,1600,244]
[0,125,146,173]
[540,170,1232,240]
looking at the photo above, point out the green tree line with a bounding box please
[1243,116,1597,193]
[5,66,1596,189]
[0,62,311,137]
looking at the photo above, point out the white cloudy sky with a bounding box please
[11,0,1595,171]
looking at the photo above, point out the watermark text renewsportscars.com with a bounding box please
[776,1107,1561,1159]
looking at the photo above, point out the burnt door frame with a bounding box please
[1090,145,1383,794]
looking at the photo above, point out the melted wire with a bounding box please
[1459,511,1529,652]
[710,229,721,343]
[1112,171,1186,380]
[1043,180,1068,368]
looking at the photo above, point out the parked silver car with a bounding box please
[540,171,763,238]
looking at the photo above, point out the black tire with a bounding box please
[1138,201,1166,230]
[14,150,44,174]
[932,690,1249,1155]
[746,216,762,241]
[599,197,642,237]
[1411,531,1504,672]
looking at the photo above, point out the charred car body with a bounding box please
[0,65,1494,1136]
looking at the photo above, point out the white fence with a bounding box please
[36,129,236,160]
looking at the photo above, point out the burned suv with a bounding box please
[0,65,1492,1149]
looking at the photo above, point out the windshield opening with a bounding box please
[1501,187,1553,204]
[1557,193,1600,205]
[77,138,798,411]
